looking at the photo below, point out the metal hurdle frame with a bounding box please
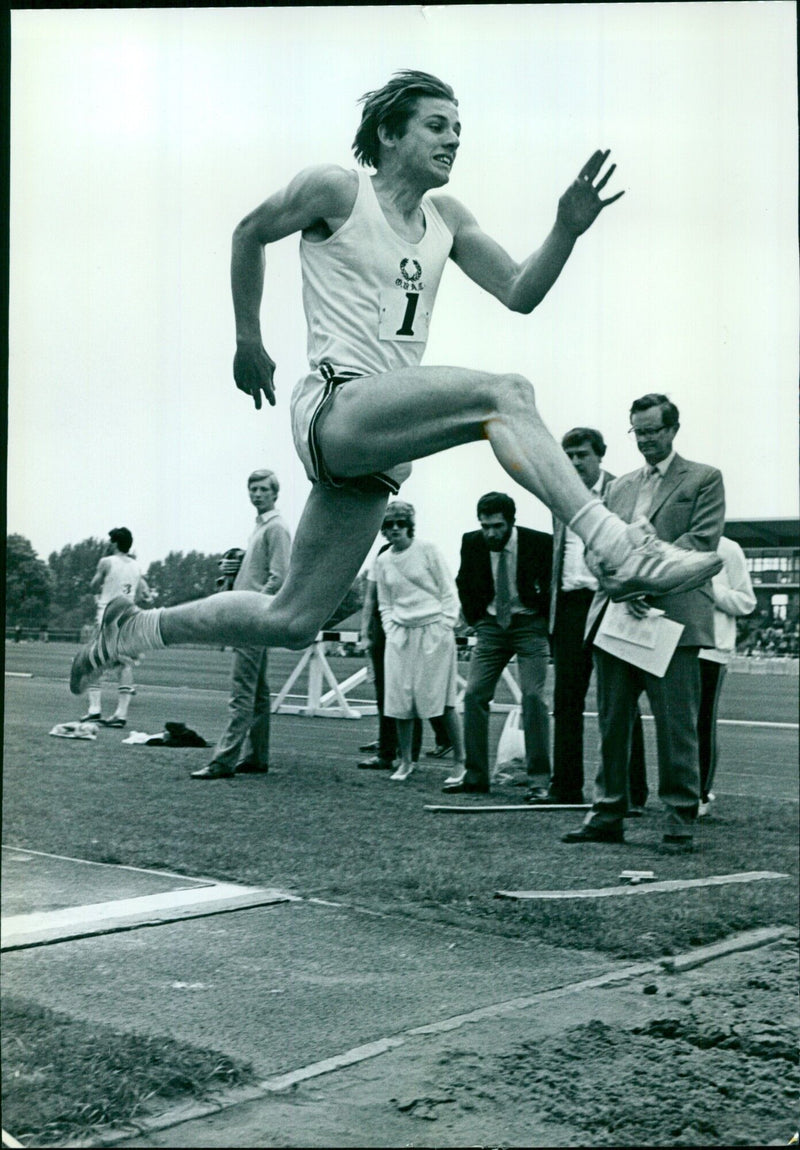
[271,633,522,721]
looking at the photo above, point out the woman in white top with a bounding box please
[374,502,464,781]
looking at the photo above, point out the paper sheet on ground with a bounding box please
[594,601,683,677]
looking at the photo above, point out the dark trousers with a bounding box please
[371,631,448,761]
[698,658,726,801]
[463,614,550,790]
[210,646,270,770]
[552,589,647,806]
[589,646,702,839]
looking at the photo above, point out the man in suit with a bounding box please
[530,428,647,808]
[563,395,725,852]
[445,492,552,796]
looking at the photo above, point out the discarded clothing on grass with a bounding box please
[121,731,156,745]
[49,721,98,740]
[125,721,209,747]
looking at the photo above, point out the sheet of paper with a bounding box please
[594,601,684,677]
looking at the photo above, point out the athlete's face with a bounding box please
[393,97,461,185]
[248,479,277,514]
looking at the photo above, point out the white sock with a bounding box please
[568,499,631,565]
[88,687,102,715]
[115,690,132,719]
[119,608,166,657]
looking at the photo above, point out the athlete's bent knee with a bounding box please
[281,614,319,651]
[492,372,537,414]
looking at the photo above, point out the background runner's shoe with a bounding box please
[69,597,141,695]
[599,535,722,601]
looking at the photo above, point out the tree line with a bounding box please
[5,534,363,637]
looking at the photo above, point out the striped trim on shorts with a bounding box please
[307,361,403,496]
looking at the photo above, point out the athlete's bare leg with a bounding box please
[160,366,589,650]
[71,363,721,693]
[161,483,389,649]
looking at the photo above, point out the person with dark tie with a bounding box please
[445,492,552,796]
[563,394,725,853]
[529,427,647,810]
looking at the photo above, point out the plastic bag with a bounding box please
[493,705,525,778]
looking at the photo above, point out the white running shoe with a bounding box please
[70,597,142,695]
[389,761,416,781]
[589,519,723,602]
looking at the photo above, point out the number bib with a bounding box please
[378,286,431,343]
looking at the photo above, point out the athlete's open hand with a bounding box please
[233,341,276,409]
[557,150,624,238]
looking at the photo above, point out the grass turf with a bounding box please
[4,645,798,959]
[1,996,256,1146]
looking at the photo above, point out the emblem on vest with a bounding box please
[396,257,424,292]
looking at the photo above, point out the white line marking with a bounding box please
[496,870,790,900]
[1,884,299,949]
[4,671,33,678]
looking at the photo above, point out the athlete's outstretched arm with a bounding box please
[444,150,623,314]
[230,165,356,408]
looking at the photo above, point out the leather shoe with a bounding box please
[561,824,624,844]
[526,791,583,806]
[358,756,394,770]
[191,763,236,779]
[235,762,269,774]
[442,781,489,795]
[358,741,379,753]
[424,743,453,759]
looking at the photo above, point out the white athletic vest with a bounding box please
[299,169,454,377]
[98,554,141,606]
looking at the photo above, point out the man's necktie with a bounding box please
[633,466,660,520]
[494,549,512,629]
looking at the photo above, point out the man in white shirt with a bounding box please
[80,527,152,727]
[192,470,291,779]
[531,428,646,808]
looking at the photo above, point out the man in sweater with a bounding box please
[191,469,291,779]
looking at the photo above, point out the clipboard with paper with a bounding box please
[594,600,684,678]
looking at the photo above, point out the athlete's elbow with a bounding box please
[506,289,542,315]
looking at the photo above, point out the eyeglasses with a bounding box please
[628,425,668,439]
[383,519,410,530]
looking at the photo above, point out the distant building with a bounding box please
[725,518,799,622]
[724,518,799,659]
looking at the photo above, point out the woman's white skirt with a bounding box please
[383,620,458,719]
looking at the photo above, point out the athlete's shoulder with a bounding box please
[426,192,473,233]
[290,164,358,212]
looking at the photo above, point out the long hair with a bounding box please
[352,70,457,169]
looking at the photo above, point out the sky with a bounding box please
[8,3,799,579]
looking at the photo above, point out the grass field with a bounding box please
[4,642,798,958]
[3,642,798,1146]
